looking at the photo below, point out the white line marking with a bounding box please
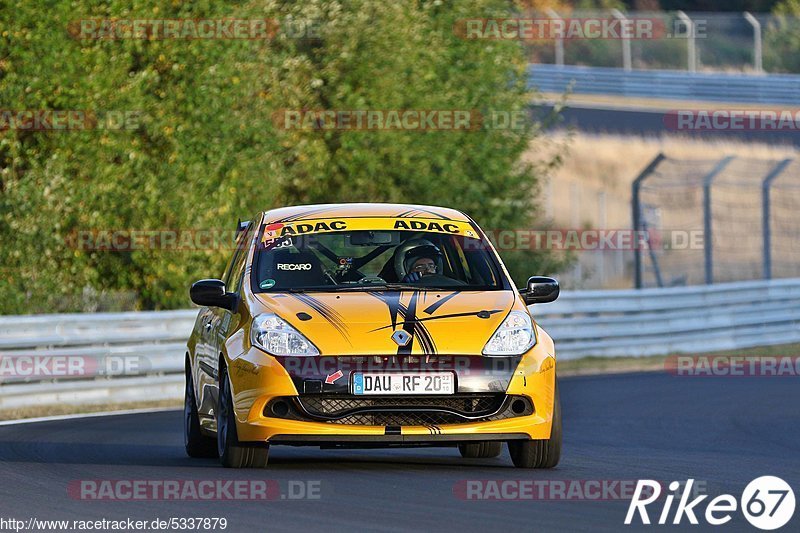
[0,407,180,426]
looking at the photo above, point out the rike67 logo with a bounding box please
[626,477,795,530]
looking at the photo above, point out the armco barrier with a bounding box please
[528,63,800,105]
[1,278,798,409]
[0,310,197,410]
[538,278,800,357]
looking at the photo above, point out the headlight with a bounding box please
[482,310,536,356]
[250,313,320,356]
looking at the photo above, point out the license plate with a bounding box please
[352,372,454,395]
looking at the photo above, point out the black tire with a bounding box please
[508,381,562,469]
[184,363,218,458]
[458,441,503,459]
[217,362,269,468]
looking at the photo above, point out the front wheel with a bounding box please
[508,381,561,469]
[184,363,218,458]
[217,363,269,468]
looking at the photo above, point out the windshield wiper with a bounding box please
[324,283,448,292]
[278,284,452,293]
[281,286,378,293]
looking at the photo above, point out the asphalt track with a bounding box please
[0,373,797,532]
[539,104,800,145]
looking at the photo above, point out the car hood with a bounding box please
[252,290,517,356]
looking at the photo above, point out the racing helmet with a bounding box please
[394,238,444,279]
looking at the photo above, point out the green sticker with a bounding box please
[260,279,276,289]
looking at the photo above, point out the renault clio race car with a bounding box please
[185,203,561,468]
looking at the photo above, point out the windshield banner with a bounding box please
[261,217,480,243]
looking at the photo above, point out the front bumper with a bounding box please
[227,327,557,444]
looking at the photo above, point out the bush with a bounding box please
[764,0,800,73]
[0,0,566,313]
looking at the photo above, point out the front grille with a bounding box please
[265,394,534,426]
[300,394,504,418]
[331,411,472,426]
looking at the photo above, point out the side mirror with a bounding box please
[190,279,238,311]
[520,276,560,305]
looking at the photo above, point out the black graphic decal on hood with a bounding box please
[368,308,504,334]
[288,293,352,345]
[398,292,419,355]
[369,291,438,355]
[422,291,460,315]
[368,291,403,330]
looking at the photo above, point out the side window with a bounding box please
[221,245,241,287]
[229,243,249,293]
[221,252,238,287]
[225,219,256,292]
[222,221,255,289]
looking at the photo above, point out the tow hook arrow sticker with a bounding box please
[325,370,344,384]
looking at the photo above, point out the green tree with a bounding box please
[0,0,565,313]
[764,0,800,72]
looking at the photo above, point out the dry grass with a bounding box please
[524,132,799,288]
[0,399,181,421]
[540,92,800,112]
[558,343,800,376]
[531,133,798,228]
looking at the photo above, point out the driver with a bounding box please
[401,243,444,283]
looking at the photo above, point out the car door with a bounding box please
[188,306,211,397]
[208,223,253,371]
[192,306,212,368]
[198,220,255,415]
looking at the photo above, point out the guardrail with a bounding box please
[539,278,800,357]
[0,310,197,410]
[528,64,800,105]
[1,278,798,409]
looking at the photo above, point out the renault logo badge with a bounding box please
[391,330,411,346]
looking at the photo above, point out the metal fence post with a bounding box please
[743,12,763,74]
[611,9,632,71]
[598,190,607,285]
[702,156,735,285]
[761,158,793,280]
[570,182,582,284]
[547,9,565,67]
[676,11,696,72]
[632,153,665,289]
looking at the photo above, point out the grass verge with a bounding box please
[539,92,800,112]
[0,399,181,422]
[558,343,800,377]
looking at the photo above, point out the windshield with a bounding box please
[252,223,504,292]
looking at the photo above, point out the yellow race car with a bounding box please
[185,203,561,468]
